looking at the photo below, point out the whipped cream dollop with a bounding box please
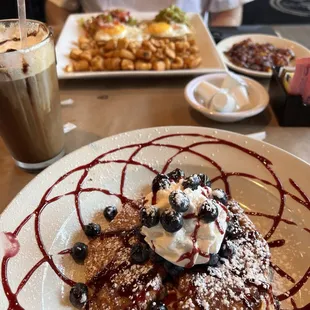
[141,178,228,268]
[0,22,48,53]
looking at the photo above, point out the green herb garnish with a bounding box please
[155,5,188,24]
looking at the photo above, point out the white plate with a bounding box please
[56,13,227,79]
[217,34,310,78]
[0,126,309,309]
[185,73,269,122]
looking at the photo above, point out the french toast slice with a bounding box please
[85,202,166,309]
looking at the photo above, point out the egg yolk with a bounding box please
[101,24,126,35]
[147,22,171,35]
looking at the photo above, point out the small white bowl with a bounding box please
[184,73,269,123]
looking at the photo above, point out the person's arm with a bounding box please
[45,0,75,40]
[210,5,243,26]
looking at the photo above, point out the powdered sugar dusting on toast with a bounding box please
[85,198,277,309]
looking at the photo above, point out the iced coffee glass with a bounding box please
[0,20,64,170]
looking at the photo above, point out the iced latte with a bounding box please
[0,20,64,169]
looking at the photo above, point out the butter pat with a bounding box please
[211,90,237,113]
[222,72,247,89]
[222,73,250,110]
[195,81,220,104]
[231,85,250,110]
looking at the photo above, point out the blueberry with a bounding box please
[226,216,243,239]
[167,168,185,182]
[198,173,211,188]
[103,205,118,221]
[182,174,200,190]
[149,301,168,310]
[207,253,220,267]
[273,298,281,310]
[150,250,165,264]
[198,199,219,223]
[219,242,235,259]
[84,223,101,238]
[71,242,88,264]
[131,243,150,264]
[164,261,184,277]
[69,283,88,309]
[160,209,183,233]
[169,190,190,213]
[140,206,160,228]
[152,174,171,193]
[212,188,228,206]
[246,230,260,240]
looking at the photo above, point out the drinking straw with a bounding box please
[17,0,27,48]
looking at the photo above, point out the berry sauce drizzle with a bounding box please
[58,249,72,255]
[173,193,228,267]
[85,227,163,306]
[1,133,309,309]
[177,219,202,268]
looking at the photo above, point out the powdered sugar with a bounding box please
[176,201,273,309]
[86,194,275,309]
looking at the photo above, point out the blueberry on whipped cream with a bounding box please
[198,173,211,187]
[160,209,183,233]
[212,188,228,205]
[140,206,160,228]
[169,190,190,213]
[152,174,171,192]
[141,170,229,268]
[167,167,185,182]
[198,199,219,223]
[182,174,201,190]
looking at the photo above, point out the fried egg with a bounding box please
[95,24,127,41]
[95,24,148,42]
[126,26,150,42]
[146,22,191,38]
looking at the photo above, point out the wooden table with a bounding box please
[1,25,310,213]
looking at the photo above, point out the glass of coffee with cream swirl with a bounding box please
[0,20,64,170]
